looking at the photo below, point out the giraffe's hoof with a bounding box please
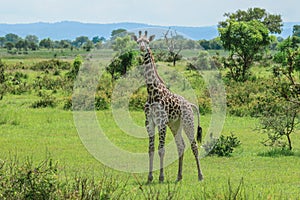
[148,176,153,183]
[175,175,182,182]
[175,178,182,183]
[198,175,204,181]
[159,176,164,183]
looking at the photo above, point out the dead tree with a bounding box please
[164,28,183,66]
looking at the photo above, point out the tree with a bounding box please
[164,29,183,66]
[4,42,14,51]
[106,35,137,81]
[39,38,53,49]
[15,39,26,51]
[219,20,271,81]
[219,7,283,34]
[293,25,300,37]
[66,55,83,80]
[82,40,94,51]
[25,35,39,45]
[111,29,127,40]
[73,36,89,48]
[5,33,20,44]
[259,37,300,150]
[0,37,5,47]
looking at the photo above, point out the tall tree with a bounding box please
[219,20,271,81]
[219,7,283,34]
[259,37,300,150]
[218,8,282,82]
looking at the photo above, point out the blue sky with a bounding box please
[1,0,299,26]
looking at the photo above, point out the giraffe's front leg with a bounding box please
[145,113,155,183]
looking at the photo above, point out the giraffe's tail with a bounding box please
[190,103,202,143]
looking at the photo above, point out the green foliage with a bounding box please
[66,55,83,80]
[225,79,269,117]
[31,59,71,71]
[106,50,138,80]
[219,20,271,82]
[31,91,57,108]
[259,37,300,150]
[293,25,300,37]
[0,157,129,199]
[219,7,283,34]
[0,157,58,199]
[202,133,241,157]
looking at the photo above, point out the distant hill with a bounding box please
[0,21,298,41]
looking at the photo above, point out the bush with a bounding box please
[202,133,241,156]
[225,79,270,117]
[31,59,71,71]
[0,157,58,199]
[31,92,56,108]
[0,157,129,199]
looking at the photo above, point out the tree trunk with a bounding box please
[286,134,292,150]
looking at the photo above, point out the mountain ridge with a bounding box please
[0,21,298,40]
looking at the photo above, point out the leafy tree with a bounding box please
[73,36,89,48]
[5,33,20,44]
[25,35,39,45]
[219,7,283,34]
[4,42,14,50]
[293,25,300,37]
[39,38,53,49]
[259,37,300,150]
[0,37,5,47]
[219,20,271,81]
[111,29,127,40]
[59,40,72,49]
[82,40,94,51]
[107,35,137,81]
[15,39,26,51]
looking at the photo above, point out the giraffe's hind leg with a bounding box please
[182,108,204,181]
[169,120,185,182]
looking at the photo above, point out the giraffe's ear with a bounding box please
[149,35,155,42]
[132,35,138,42]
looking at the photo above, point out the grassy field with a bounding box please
[1,94,300,199]
[0,49,300,199]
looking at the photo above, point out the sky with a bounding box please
[0,0,299,26]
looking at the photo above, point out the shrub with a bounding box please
[0,157,58,199]
[31,92,56,108]
[0,157,129,199]
[202,133,241,156]
[31,59,71,71]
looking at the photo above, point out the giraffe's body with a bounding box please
[133,31,203,182]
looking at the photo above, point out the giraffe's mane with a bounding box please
[146,48,165,85]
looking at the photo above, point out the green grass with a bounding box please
[1,94,300,199]
[1,48,300,199]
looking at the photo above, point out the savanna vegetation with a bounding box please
[0,7,299,199]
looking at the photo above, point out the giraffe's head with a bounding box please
[132,31,155,52]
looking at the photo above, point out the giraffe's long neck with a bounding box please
[143,47,165,85]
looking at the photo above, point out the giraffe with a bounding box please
[132,31,204,182]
